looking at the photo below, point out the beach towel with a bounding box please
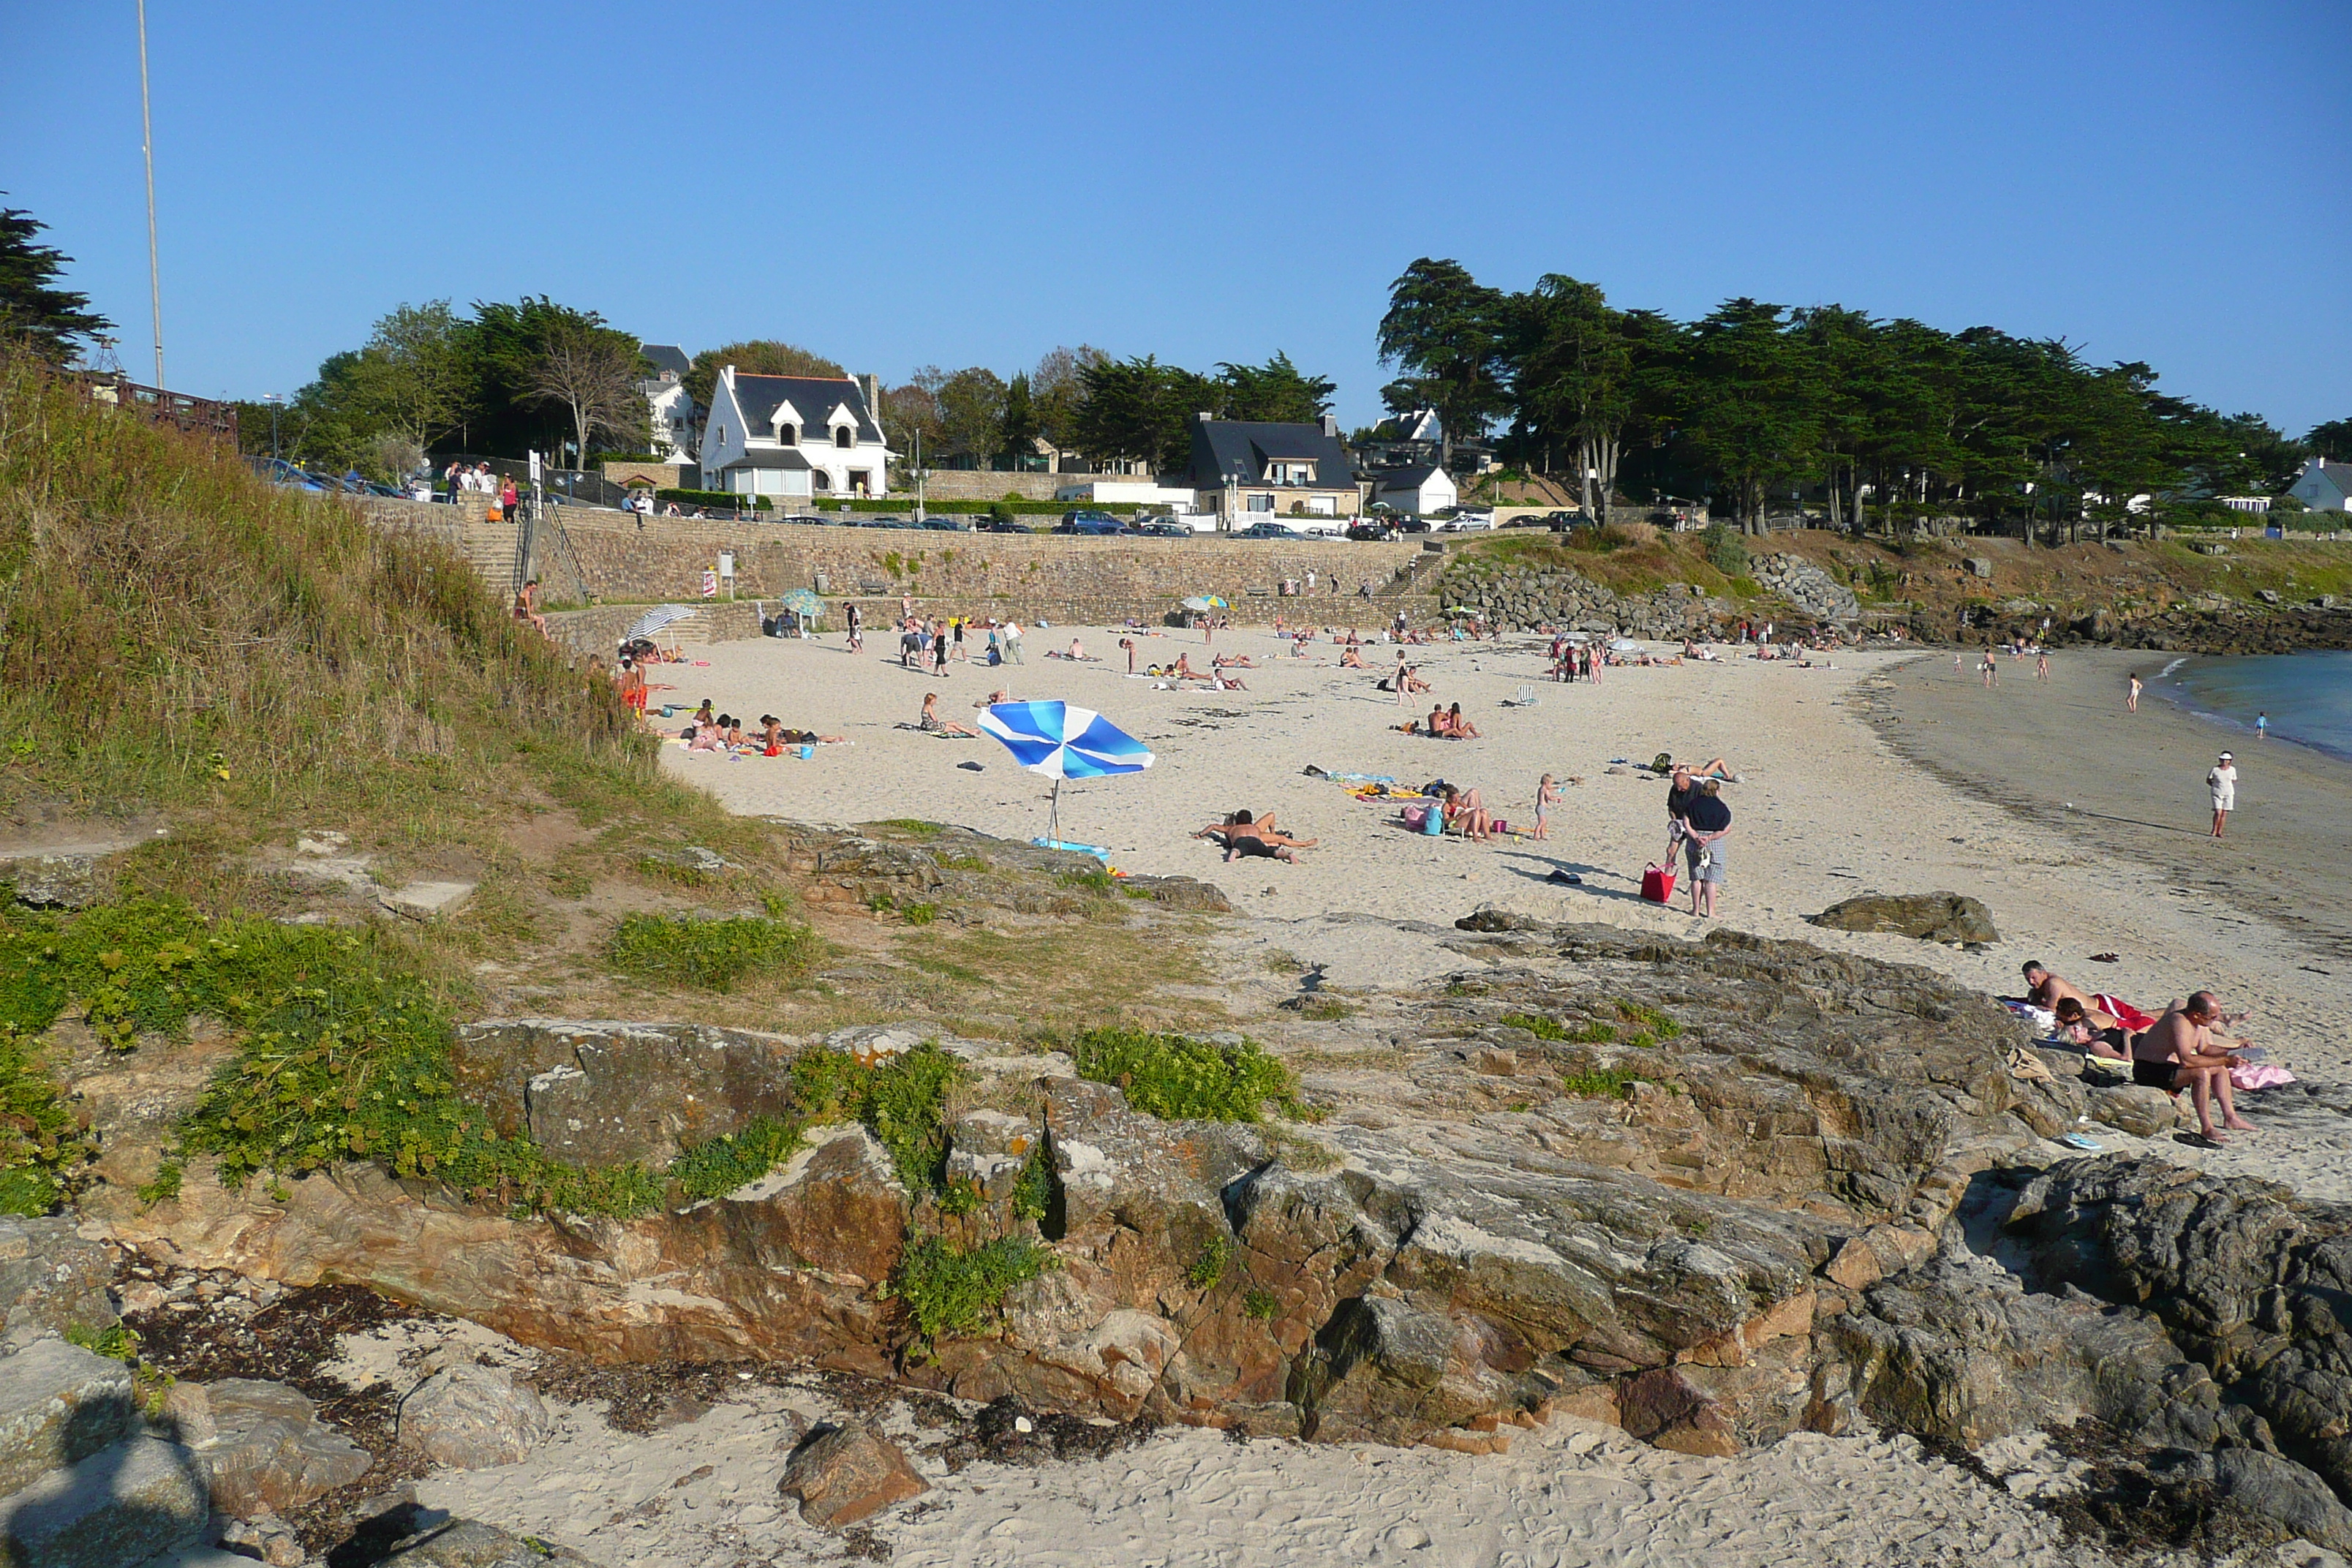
[1999,998,2059,1033]
[2091,994,2159,1032]
[2231,1061,2297,1091]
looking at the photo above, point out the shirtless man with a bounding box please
[2021,960,2092,1016]
[2135,991,2255,1142]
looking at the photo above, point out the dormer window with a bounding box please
[1265,461,1312,485]
[834,426,853,449]
[778,423,799,445]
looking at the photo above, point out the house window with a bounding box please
[834,426,853,449]
[812,470,831,491]
[779,423,799,445]
[1248,493,1274,513]
[715,425,725,446]
[1264,462,1311,485]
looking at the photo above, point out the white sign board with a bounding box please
[717,552,736,578]
[528,450,542,484]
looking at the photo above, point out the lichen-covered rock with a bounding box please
[397,1365,551,1470]
[1807,892,1998,945]
[778,1422,927,1529]
[376,1518,608,1566]
[0,1340,134,1498]
[178,1377,372,1517]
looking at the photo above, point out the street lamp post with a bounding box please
[264,393,282,464]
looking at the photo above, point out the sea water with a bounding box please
[2155,651,2352,761]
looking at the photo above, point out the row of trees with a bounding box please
[872,348,1336,474]
[1378,258,2336,538]
[238,298,649,478]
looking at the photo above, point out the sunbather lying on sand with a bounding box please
[2052,996,2136,1060]
[1191,810,1318,859]
[974,689,1011,708]
[757,716,846,750]
[1213,654,1257,668]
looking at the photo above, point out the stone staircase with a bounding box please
[456,521,520,595]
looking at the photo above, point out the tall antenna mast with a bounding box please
[136,0,164,389]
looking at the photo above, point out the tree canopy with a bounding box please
[1383,257,2315,537]
[0,200,110,368]
[682,339,844,409]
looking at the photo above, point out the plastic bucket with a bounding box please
[799,745,815,760]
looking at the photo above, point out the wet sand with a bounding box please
[1869,646,2352,967]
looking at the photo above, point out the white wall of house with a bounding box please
[1053,481,1197,507]
[1373,469,1458,515]
[705,366,892,500]
[2288,459,2350,511]
[644,379,695,461]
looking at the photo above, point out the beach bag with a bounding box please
[1401,804,1428,832]
[1421,804,1445,837]
[486,503,502,522]
[1640,863,1676,903]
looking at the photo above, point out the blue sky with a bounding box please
[9,0,2346,434]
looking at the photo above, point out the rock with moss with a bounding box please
[1806,892,1999,945]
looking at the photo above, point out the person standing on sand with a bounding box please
[1682,779,1730,919]
[2036,650,2049,680]
[2136,991,2254,1142]
[2209,751,2237,837]
[1003,618,1025,665]
[2128,672,2143,711]
[2256,712,2268,742]
[1533,774,1559,841]
[846,602,862,654]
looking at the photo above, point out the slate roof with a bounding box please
[716,448,813,470]
[730,374,883,445]
[1373,463,1445,490]
[1185,419,1356,489]
[2316,460,2352,494]
[640,344,691,378]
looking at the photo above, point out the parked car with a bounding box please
[916,515,967,531]
[247,456,327,491]
[773,513,828,526]
[1539,510,1588,532]
[1346,520,1398,542]
[1134,519,1192,538]
[1231,521,1294,540]
[1055,508,1126,535]
[976,516,1034,533]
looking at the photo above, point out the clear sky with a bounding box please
[8,0,2345,434]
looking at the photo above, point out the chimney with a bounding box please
[856,372,881,412]
[1319,413,1338,438]
[1197,410,1213,423]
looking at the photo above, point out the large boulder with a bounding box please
[172,1378,372,1518]
[374,1518,608,1566]
[0,1341,135,1497]
[778,1422,927,1530]
[1807,893,1998,945]
[397,1365,551,1471]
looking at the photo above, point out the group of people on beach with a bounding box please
[2024,961,2261,1145]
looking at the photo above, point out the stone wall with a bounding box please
[359,499,1444,630]
[902,470,1153,502]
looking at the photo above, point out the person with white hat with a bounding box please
[2208,750,2238,838]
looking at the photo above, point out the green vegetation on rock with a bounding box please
[892,1233,1055,1342]
[1070,1028,1304,1123]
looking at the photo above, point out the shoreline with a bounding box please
[1864,646,2352,969]
[2160,649,2352,766]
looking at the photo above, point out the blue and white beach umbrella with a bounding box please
[977,700,1154,851]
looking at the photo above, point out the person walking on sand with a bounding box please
[1533,774,1560,841]
[2128,671,2143,712]
[1003,618,1025,665]
[2208,751,2237,837]
[846,602,863,654]
[1979,652,1997,688]
[2036,650,2049,681]
[2256,711,2268,742]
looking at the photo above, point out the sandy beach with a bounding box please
[655,622,2348,1121]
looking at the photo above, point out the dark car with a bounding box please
[916,515,967,531]
[1055,509,1125,535]
[977,516,1034,533]
[1345,520,1397,542]
[774,513,829,526]
[1134,520,1192,538]
[1232,521,1294,540]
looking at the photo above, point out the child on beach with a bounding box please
[1534,774,1559,840]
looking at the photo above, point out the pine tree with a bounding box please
[0,201,111,367]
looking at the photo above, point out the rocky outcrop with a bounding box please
[167,1376,372,1517]
[1437,563,1732,638]
[374,1517,608,1566]
[1807,892,1998,945]
[1749,554,1860,624]
[774,823,1227,918]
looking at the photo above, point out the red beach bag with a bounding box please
[1640,863,1676,904]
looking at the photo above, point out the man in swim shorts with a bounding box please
[2133,991,2253,1142]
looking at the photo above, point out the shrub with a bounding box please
[1615,999,1681,1039]
[787,1041,964,1194]
[607,913,811,992]
[1561,1066,1640,1099]
[1242,1289,1280,1320]
[1070,1028,1304,1123]
[666,1116,805,1203]
[1702,521,1749,578]
[892,1234,1055,1341]
[1499,1012,1566,1041]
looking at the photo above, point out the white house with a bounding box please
[698,367,892,502]
[2288,456,2352,512]
[1370,462,1456,516]
[638,344,696,461]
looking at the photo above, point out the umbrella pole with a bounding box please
[1049,778,1061,845]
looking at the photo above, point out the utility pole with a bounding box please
[136,0,164,389]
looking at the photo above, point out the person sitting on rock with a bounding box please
[2134,991,2255,1143]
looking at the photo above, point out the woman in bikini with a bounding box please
[918,692,979,736]
[1447,702,1482,739]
